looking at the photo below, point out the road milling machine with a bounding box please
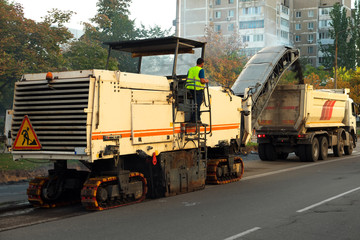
[7,37,252,210]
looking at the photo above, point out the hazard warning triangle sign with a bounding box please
[13,115,41,150]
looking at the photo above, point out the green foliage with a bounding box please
[0,153,51,170]
[138,24,172,39]
[81,0,173,73]
[319,3,357,69]
[63,39,118,70]
[0,0,173,116]
[43,8,75,27]
[353,1,360,66]
[0,2,73,113]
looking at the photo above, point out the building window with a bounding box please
[215,25,221,32]
[320,7,331,15]
[239,20,264,29]
[228,23,234,31]
[243,35,250,42]
[281,30,289,39]
[253,34,264,42]
[229,10,234,18]
[295,35,301,42]
[308,34,314,43]
[215,0,221,5]
[281,17,289,27]
[308,10,314,17]
[228,0,234,3]
[295,23,301,30]
[319,32,330,39]
[319,20,332,28]
[215,11,221,19]
[281,5,289,15]
[296,11,301,18]
[308,46,314,54]
[243,7,261,15]
[308,22,314,30]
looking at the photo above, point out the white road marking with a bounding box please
[242,154,360,181]
[223,227,261,240]
[297,186,360,213]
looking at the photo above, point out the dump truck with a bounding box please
[256,84,357,162]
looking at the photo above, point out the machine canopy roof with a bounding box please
[104,36,206,58]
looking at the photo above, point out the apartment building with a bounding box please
[180,0,352,67]
[292,0,351,66]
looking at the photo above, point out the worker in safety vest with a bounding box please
[185,58,209,123]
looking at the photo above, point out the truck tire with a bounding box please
[258,143,268,161]
[318,136,328,160]
[344,134,354,155]
[333,135,344,157]
[265,144,277,161]
[277,152,289,160]
[298,145,307,162]
[305,137,319,162]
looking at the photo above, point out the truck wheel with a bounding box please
[333,136,344,157]
[265,144,277,161]
[306,137,319,162]
[298,145,308,162]
[277,152,289,160]
[318,136,328,160]
[258,143,268,161]
[344,134,354,155]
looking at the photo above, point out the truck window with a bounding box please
[352,102,358,117]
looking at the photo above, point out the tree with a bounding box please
[0,1,73,113]
[319,3,355,70]
[201,25,247,87]
[137,24,172,39]
[352,1,360,67]
[63,38,118,71]
[82,0,173,72]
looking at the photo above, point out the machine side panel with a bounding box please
[202,87,243,147]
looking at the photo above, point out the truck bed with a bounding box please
[257,85,348,133]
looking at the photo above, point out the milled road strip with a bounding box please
[223,227,261,240]
[242,153,360,181]
[296,186,360,213]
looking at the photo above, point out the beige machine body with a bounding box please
[10,70,245,162]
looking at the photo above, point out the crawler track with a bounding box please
[81,172,147,210]
[206,157,244,184]
[27,177,80,208]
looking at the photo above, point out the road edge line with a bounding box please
[223,227,261,240]
[296,186,360,213]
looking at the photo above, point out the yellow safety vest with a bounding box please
[186,66,205,90]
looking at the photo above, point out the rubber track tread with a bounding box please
[27,177,80,208]
[206,157,244,184]
[81,172,147,211]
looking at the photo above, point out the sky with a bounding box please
[12,0,176,31]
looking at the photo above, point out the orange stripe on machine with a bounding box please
[91,123,239,140]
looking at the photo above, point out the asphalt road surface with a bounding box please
[1,151,360,240]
